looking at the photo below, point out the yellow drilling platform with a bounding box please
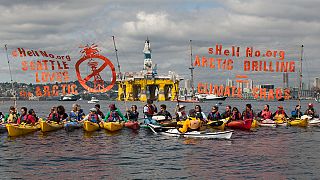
[117,39,183,102]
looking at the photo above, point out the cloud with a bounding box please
[0,0,319,89]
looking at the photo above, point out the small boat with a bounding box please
[59,94,78,101]
[102,121,124,131]
[277,97,285,101]
[88,97,99,104]
[196,94,227,101]
[124,121,140,130]
[288,118,308,127]
[83,120,100,132]
[64,121,83,132]
[40,121,64,132]
[6,123,39,137]
[226,119,253,130]
[148,124,233,139]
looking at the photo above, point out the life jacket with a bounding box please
[88,114,99,123]
[231,112,242,121]
[208,112,220,120]
[274,110,285,120]
[70,110,84,121]
[243,110,254,120]
[195,112,204,120]
[8,113,18,123]
[144,105,155,116]
[18,114,33,124]
[261,110,272,119]
[48,113,59,121]
[108,110,120,121]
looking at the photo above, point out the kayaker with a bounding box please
[258,104,272,120]
[105,104,128,122]
[221,105,232,119]
[242,104,255,120]
[29,109,39,122]
[56,105,68,123]
[83,108,103,123]
[47,107,59,122]
[272,106,289,120]
[207,106,221,121]
[175,104,187,121]
[156,104,172,120]
[194,105,207,121]
[179,109,201,133]
[304,103,317,118]
[69,104,85,121]
[4,106,20,123]
[143,99,158,124]
[291,105,303,119]
[125,105,139,121]
[95,104,105,119]
[17,107,36,125]
[230,107,242,121]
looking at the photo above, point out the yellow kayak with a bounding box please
[274,119,287,126]
[40,121,64,132]
[83,120,100,132]
[6,123,40,137]
[207,120,226,130]
[102,121,124,132]
[288,118,308,127]
[251,119,259,128]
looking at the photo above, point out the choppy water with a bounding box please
[0,100,320,179]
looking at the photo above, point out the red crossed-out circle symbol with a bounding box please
[75,54,116,93]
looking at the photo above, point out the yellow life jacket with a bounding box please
[179,117,201,133]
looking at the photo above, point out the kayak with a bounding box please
[6,123,39,137]
[259,119,277,127]
[40,121,64,132]
[251,119,259,128]
[207,120,226,130]
[83,120,100,132]
[288,118,308,127]
[274,119,288,126]
[124,121,140,130]
[64,121,83,132]
[161,129,233,139]
[102,121,124,132]
[309,118,320,126]
[226,119,252,130]
[148,124,233,139]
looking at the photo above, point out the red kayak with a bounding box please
[226,119,253,130]
[125,121,140,130]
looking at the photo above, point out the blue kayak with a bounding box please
[64,121,83,132]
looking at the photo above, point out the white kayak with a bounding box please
[152,115,166,121]
[309,118,320,126]
[148,124,233,139]
[259,119,277,127]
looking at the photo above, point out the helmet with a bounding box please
[308,103,313,107]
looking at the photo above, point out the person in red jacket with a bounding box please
[17,107,36,125]
[258,104,272,120]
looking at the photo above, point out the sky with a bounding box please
[0,0,319,89]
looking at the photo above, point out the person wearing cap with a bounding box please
[156,104,172,120]
[221,105,232,119]
[95,104,105,119]
[304,103,317,118]
[104,104,127,122]
[179,109,201,133]
[272,106,288,120]
[207,106,221,121]
[143,99,158,124]
[291,105,303,119]
[83,108,103,123]
[175,104,187,121]
[242,104,255,120]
